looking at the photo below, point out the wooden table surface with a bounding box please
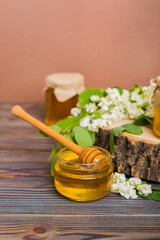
[0,103,160,240]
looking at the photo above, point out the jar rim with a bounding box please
[57,146,111,168]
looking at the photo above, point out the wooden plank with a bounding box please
[0,187,159,215]
[0,214,159,240]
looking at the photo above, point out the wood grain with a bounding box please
[0,103,160,240]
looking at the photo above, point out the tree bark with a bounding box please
[95,120,160,182]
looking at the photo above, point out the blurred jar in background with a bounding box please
[44,73,85,125]
[152,76,160,137]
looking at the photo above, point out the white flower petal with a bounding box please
[138,184,152,196]
[129,177,142,186]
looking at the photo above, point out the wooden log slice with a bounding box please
[95,120,160,182]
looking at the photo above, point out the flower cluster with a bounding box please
[70,85,154,132]
[111,172,152,199]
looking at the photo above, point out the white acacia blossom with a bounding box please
[129,177,142,186]
[70,85,154,132]
[79,116,90,128]
[90,95,100,102]
[85,103,97,113]
[70,107,81,117]
[111,173,152,199]
[88,118,107,132]
[137,184,152,196]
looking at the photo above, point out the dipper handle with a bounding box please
[11,105,83,155]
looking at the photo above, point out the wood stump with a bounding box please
[95,120,160,182]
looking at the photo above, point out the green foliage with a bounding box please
[151,191,160,201]
[140,187,160,202]
[92,112,102,118]
[73,126,93,146]
[55,116,79,132]
[78,88,102,106]
[100,89,108,97]
[122,124,143,135]
[152,186,160,191]
[112,126,126,137]
[110,124,143,153]
[141,193,152,199]
[129,84,141,94]
[39,125,61,137]
[88,131,96,145]
[142,181,147,184]
[50,153,58,177]
[63,133,73,142]
[114,87,123,95]
[49,145,57,161]
[145,116,153,124]
[55,111,88,133]
[133,114,153,126]
[79,109,87,116]
[110,127,126,153]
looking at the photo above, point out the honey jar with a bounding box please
[151,77,160,137]
[44,73,85,125]
[54,146,113,202]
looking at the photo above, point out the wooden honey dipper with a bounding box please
[11,105,105,164]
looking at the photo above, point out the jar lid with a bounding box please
[45,73,85,102]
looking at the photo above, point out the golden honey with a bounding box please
[44,73,85,125]
[153,104,160,137]
[54,146,113,202]
[45,88,78,125]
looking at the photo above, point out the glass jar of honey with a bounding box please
[151,76,160,137]
[54,146,113,202]
[44,73,85,125]
[153,104,160,137]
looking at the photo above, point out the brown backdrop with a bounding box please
[1,0,160,102]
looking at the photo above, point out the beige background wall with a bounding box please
[0,0,160,102]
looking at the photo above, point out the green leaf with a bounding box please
[133,114,153,126]
[73,126,93,146]
[100,89,108,97]
[79,109,87,116]
[65,131,74,138]
[50,153,58,177]
[140,193,152,199]
[112,126,126,137]
[56,117,79,132]
[39,125,61,137]
[114,87,123,95]
[151,191,160,201]
[88,131,96,145]
[109,127,126,153]
[50,125,61,132]
[152,186,160,191]
[92,112,101,118]
[63,133,73,142]
[133,114,149,126]
[142,180,147,184]
[78,88,102,107]
[122,124,143,135]
[49,145,57,161]
[38,130,48,137]
[129,84,141,93]
[145,116,153,125]
[109,124,142,153]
